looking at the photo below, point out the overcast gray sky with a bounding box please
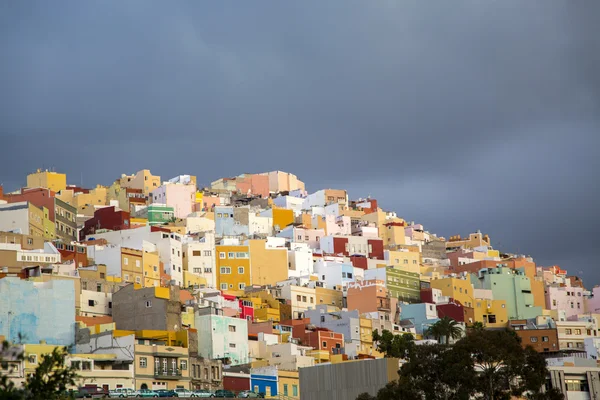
[1,1,599,283]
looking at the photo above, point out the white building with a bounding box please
[183,233,216,288]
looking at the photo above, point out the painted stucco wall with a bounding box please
[195,314,249,365]
[0,278,75,346]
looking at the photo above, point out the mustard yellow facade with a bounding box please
[143,250,160,287]
[249,239,288,286]
[272,207,294,231]
[216,245,251,292]
[42,206,55,239]
[278,370,300,399]
[27,169,67,192]
[121,247,143,286]
[315,287,343,309]
[387,250,420,273]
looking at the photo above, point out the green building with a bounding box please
[147,204,175,226]
[365,266,421,303]
[474,267,543,320]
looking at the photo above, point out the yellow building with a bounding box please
[142,250,160,288]
[430,277,508,328]
[131,330,191,390]
[358,317,380,357]
[473,298,509,329]
[183,271,207,288]
[56,185,108,213]
[446,232,491,250]
[216,245,251,292]
[272,207,294,231]
[42,206,55,239]
[243,291,281,323]
[315,287,343,309]
[122,247,144,286]
[27,169,67,192]
[119,169,161,196]
[387,250,420,273]
[249,239,288,286]
[278,370,300,399]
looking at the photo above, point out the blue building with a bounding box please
[214,206,248,237]
[0,278,76,346]
[399,303,439,335]
[250,366,278,397]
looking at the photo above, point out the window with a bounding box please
[99,272,105,279]
[135,277,141,284]
[96,283,102,292]
[566,379,589,392]
[221,283,228,290]
[145,301,152,308]
[530,337,538,343]
[575,329,582,335]
[217,213,222,218]
[139,357,147,368]
[565,329,572,335]
[404,259,408,264]
[322,341,327,348]
[27,238,33,245]
[204,250,212,256]
[229,343,236,348]
[238,267,244,274]
[297,235,302,240]
[220,267,231,274]
[283,384,288,396]
[88,299,95,307]
[293,385,298,397]
[153,266,158,272]
[302,296,307,302]
[310,297,314,303]
[28,355,37,364]
[219,252,226,259]
[316,236,320,241]
[228,252,235,258]
[136,260,141,267]
[229,325,237,332]
[413,260,417,264]
[82,361,91,370]
[123,257,128,265]
[108,302,112,309]
[180,360,187,370]
[204,268,212,273]
[239,283,245,290]
[297,295,302,301]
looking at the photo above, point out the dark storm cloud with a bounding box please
[1,2,599,281]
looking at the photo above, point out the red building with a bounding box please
[222,294,255,322]
[328,237,384,260]
[80,206,130,240]
[6,188,56,220]
[223,371,250,393]
[303,328,344,354]
[54,240,89,268]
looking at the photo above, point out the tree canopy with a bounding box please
[359,328,562,400]
[0,340,77,400]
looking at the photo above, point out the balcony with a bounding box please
[154,367,182,379]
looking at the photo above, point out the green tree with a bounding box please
[468,321,485,333]
[372,329,414,358]
[0,340,77,400]
[426,316,463,345]
[358,329,560,400]
[454,329,549,400]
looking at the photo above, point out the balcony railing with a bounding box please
[154,367,182,379]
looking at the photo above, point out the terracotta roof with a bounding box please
[76,315,113,327]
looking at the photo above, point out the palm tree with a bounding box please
[468,321,485,334]
[427,316,463,345]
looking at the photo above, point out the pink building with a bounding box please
[150,183,196,218]
[545,285,585,319]
[235,174,270,198]
[586,287,600,315]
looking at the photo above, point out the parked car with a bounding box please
[237,390,264,398]
[76,386,110,398]
[191,389,214,398]
[109,388,136,398]
[212,389,235,398]
[155,389,179,397]
[174,388,193,397]
[133,389,159,398]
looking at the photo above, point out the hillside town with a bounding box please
[0,168,598,399]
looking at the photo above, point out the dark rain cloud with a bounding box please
[1,1,599,281]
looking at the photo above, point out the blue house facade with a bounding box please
[250,366,278,397]
[0,278,76,346]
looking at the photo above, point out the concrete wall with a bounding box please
[299,358,398,400]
